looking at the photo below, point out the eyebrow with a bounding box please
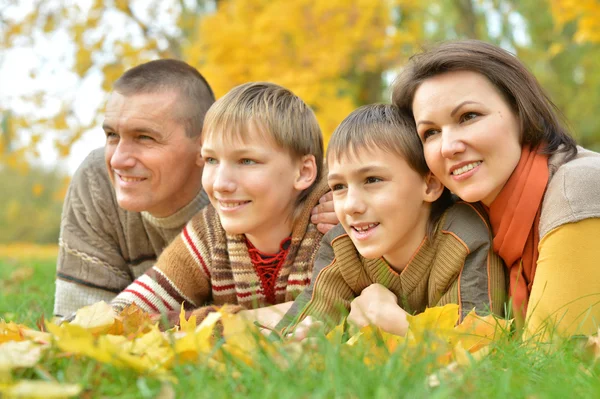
[450,101,481,117]
[101,123,162,136]
[201,147,266,156]
[328,165,386,181]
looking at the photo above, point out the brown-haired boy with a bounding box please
[279,104,506,336]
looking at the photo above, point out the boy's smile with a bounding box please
[328,147,437,272]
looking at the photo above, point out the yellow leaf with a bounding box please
[406,304,460,342]
[69,301,116,335]
[173,311,221,362]
[179,304,197,334]
[450,310,511,353]
[1,380,81,398]
[0,340,45,373]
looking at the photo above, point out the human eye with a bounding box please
[105,131,119,143]
[138,134,155,141]
[329,182,346,191]
[240,158,257,165]
[422,128,441,141]
[365,176,383,184]
[459,112,480,123]
[204,157,218,165]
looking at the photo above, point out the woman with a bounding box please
[392,40,600,338]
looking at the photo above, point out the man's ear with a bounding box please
[294,155,318,191]
[423,172,444,203]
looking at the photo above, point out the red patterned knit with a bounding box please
[246,237,292,304]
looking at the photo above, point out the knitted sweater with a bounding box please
[526,146,600,337]
[54,148,209,318]
[111,178,330,325]
[278,202,507,333]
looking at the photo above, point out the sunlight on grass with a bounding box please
[0,243,58,260]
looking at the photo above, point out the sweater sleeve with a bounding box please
[54,149,132,318]
[111,218,214,312]
[525,218,600,339]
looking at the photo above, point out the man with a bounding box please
[54,59,336,318]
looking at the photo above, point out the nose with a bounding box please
[440,128,466,159]
[343,187,367,216]
[212,164,237,193]
[109,139,136,170]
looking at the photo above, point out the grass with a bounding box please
[2,251,600,398]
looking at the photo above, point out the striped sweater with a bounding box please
[278,202,507,333]
[111,178,329,325]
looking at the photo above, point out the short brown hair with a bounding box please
[113,59,215,137]
[203,82,324,204]
[392,40,577,160]
[327,104,453,238]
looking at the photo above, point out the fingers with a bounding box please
[316,222,337,235]
[287,316,324,341]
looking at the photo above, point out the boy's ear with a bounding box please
[294,155,318,191]
[423,172,444,203]
[195,135,204,168]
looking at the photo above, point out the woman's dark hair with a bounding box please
[392,40,577,160]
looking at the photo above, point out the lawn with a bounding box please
[2,250,600,398]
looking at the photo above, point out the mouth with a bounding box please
[218,200,251,209]
[350,222,380,239]
[450,161,482,176]
[117,174,147,183]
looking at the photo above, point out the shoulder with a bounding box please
[63,148,119,217]
[540,147,600,238]
[437,202,493,252]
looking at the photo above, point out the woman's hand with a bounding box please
[311,191,338,234]
[348,284,409,336]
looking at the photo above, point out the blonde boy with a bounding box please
[280,104,506,336]
[111,82,328,327]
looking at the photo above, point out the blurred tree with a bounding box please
[1,0,599,168]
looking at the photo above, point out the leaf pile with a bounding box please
[1,302,517,397]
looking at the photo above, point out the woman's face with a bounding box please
[412,70,522,206]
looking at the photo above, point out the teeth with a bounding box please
[354,223,378,232]
[120,176,145,182]
[220,201,247,208]
[452,161,482,176]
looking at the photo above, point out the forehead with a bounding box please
[412,70,501,112]
[328,146,410,174]
[104,90,182,131]
[202,122,282,152]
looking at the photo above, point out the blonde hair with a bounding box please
[327,104,453,239]
[203,82,324,203]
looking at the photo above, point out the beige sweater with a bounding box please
[54,148,209,317]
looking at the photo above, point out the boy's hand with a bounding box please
[287,316,324,341]
[311,191,338,234]
[348,284,409,336]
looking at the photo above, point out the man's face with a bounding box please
[103,90,204,217]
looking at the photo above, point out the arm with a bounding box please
[525,218,600,338]
[55,149,132,318]
[111,222,219,327]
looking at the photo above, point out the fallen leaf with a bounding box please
[69,301,116,335]
[1,380,81,398]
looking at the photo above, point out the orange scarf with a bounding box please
[488,145,549,320]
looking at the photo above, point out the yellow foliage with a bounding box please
[185,0,424,140]
[551,0,600,43]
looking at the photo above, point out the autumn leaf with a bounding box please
[69,301,116,335]
[0,380,81,398]
[406,304,460,343]
[178,304,197,334]
[450,310,512,353]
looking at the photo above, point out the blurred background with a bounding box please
[1,0,599,246]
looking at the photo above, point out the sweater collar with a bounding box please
[141,189,210,229]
